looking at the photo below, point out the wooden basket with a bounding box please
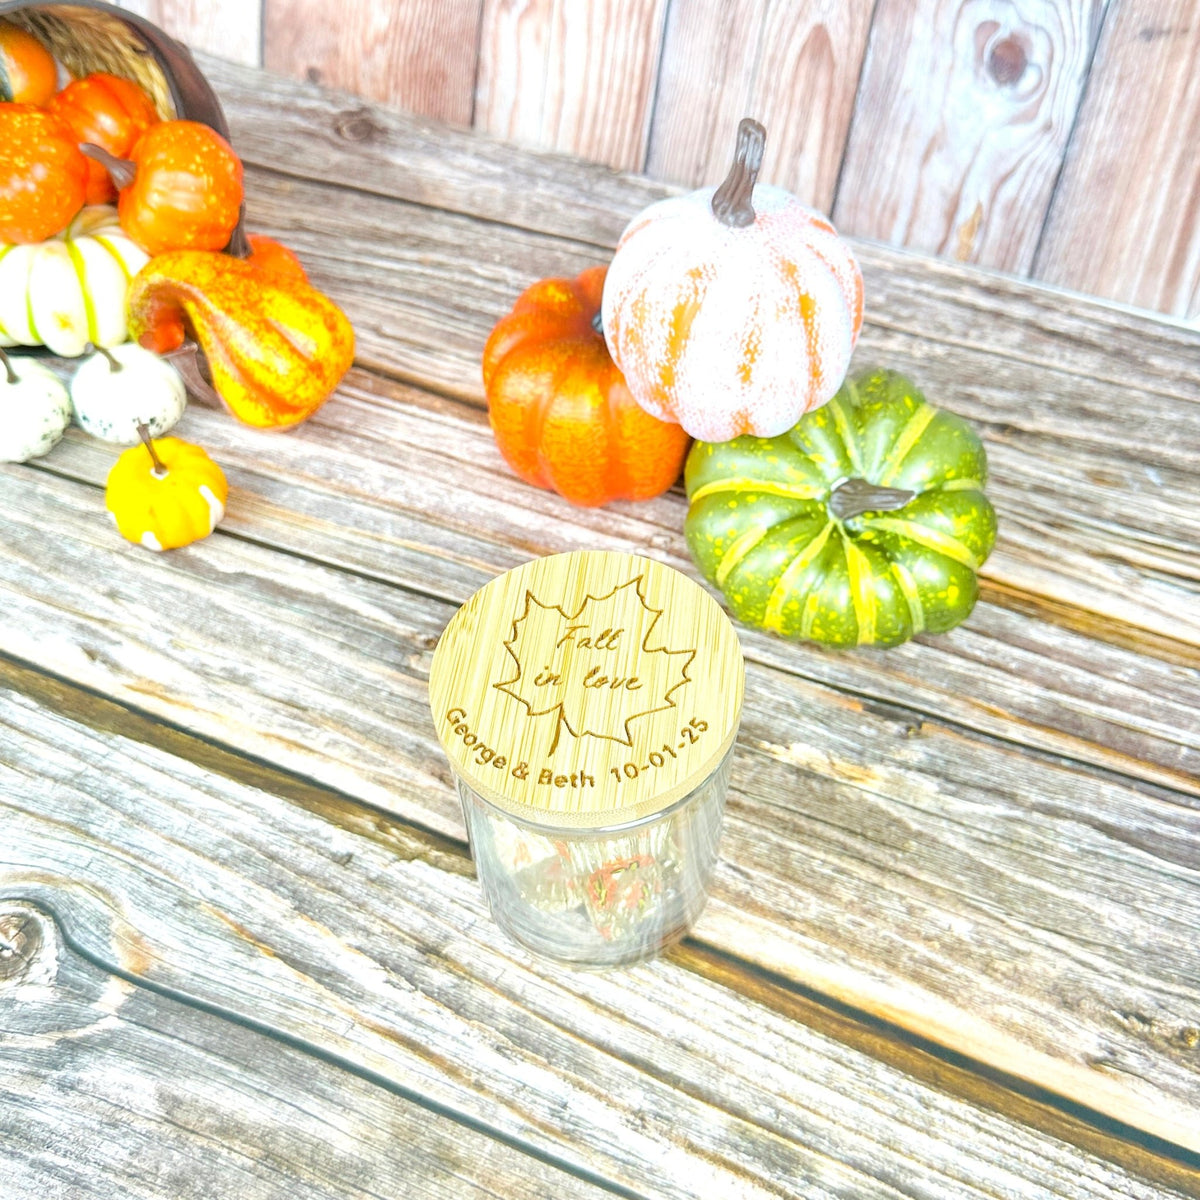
[0,0,248,251]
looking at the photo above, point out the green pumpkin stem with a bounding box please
[0,348,16,386]
[829,477,916,521]
[79,143,136,191]
[712,118,767,228]
[137,422,168,479]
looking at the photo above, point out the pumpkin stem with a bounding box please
[226,204,252,259]
[137,422,168,478]
[712,118,767,228]
[829,477,916,521]
[590,309,604,336]
[0,348,16,386]
[164,341,223,408]
[79,143,136,191]
[93,344,123,373]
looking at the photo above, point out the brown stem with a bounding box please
[226,203,252,259]
[0,348,16,386]
[93,344,123,373]
[79,143,136,190]
[711,118,767,228]
[163,341,223,408]
[828,477,916,521]
[137,422,168,478]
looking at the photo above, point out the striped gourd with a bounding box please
[684,369,997,648]
[0,205,148,357]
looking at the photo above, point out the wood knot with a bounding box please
[987,36,1027,85]
[336,109,384,144]
[0,909,44,984]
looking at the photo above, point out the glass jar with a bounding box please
[429,550,744,968]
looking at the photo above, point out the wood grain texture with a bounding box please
[474,0,668,170]
[646,0,874,207]
[834,0,1106,272]
[0,902,612,1200]
[30,377,1200,796]
[1,696,1192,1199]
[195,56,1200,407]
[3,458,1200,1152]
[1034,0,1200,317]
[262,0,482,123]
[111,0,261,67]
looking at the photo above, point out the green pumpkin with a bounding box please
[684,369,997,648]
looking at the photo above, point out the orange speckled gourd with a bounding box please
[49,73,160,205]
[106,431,228,551]
[601,119,863,443]
[483,266,690,507]
[127,250,355,430]
[0,105,87,243]
[114,120,244,255]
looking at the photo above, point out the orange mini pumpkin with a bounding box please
[0,21,57,105]
[94,119,244,255]
[0,104,87,243]
[49,73,161,205]
[601,118,863,443]
[483,266,690,508]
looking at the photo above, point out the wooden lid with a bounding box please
[429,551,744,829]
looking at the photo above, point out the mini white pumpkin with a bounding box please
[0,349,72,463]
[70,343,187,444]
[0,206,150,358]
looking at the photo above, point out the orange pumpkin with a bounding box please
[0,104,87,243]
[48,73,160,206]
[0,20,56,105]
[97,119,244,255]
[245,233,307,284]
[483,266,689,507]
[601,118,863,443]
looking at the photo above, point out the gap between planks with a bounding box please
[2,650,1198,1198]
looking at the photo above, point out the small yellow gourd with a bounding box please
[106,424,228,551]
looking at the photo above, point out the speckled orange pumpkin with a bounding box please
[0,104,87,243]
[108,120,244,255]
[483,266,690,507]
[601,119,863,443]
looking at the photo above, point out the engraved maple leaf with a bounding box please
[494,577,694,754]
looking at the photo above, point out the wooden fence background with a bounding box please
[110,0,1200,321]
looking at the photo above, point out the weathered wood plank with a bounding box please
[225,165,1200,649]
[32,380,1200,793]
[645,0,874,206]
[261,0,482,124]
[198,54,1200,411]
[0,902,613,1200]
[474,0,668,171]
[3,463,1199,1151]
[1,688,1194,1199]
[834,0,1106,273]
[1035,0,1200,318]
[113,0,261,68]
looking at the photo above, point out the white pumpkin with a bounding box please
[0,206,150,358]
[70,343,187,444]
[0,351,72,463]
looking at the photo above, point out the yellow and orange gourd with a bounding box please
[601,119,863,443]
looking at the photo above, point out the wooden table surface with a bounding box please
[2,56,1199,1200]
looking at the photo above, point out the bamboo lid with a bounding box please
[429,551,744,829]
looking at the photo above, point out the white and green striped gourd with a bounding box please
[0,205,149,358]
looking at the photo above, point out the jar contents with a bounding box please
[429,550,744,968]
[461,750,730,965]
